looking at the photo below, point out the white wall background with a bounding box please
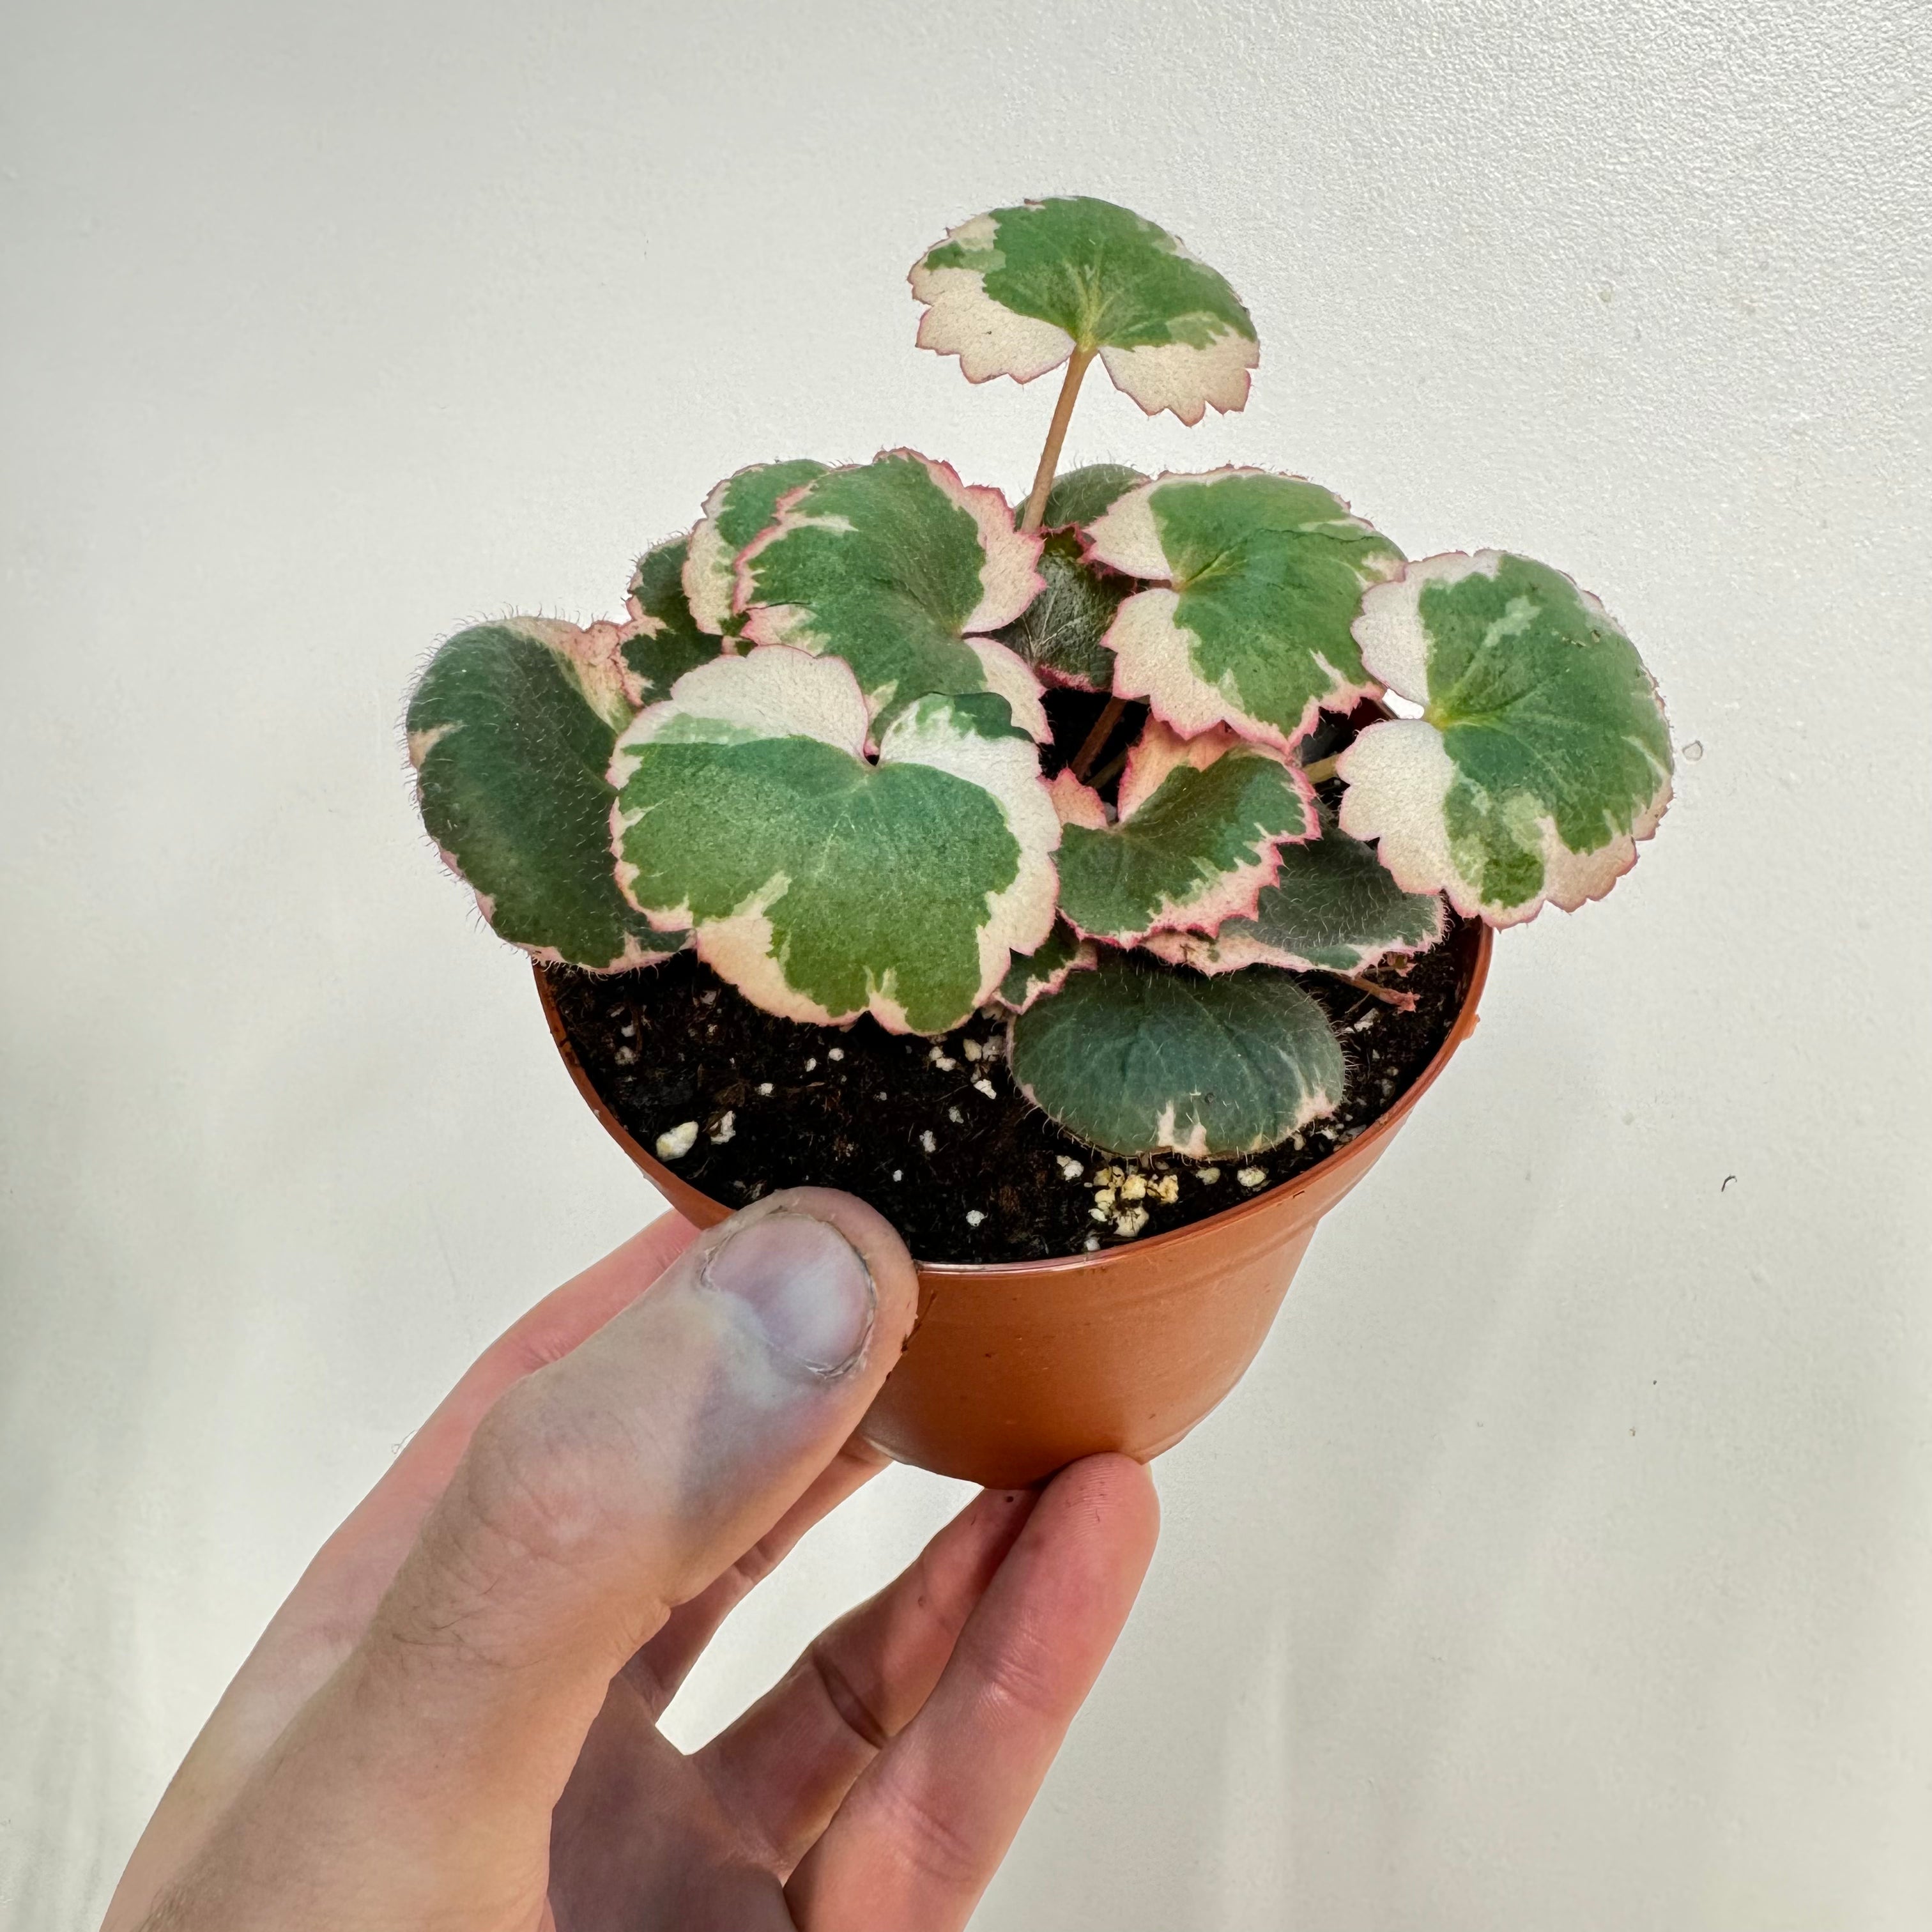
[4,1,1928,1925]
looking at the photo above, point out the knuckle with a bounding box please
[450,1377,619,1579]
[971,1617,1066,1726]
[806,1637,893,1754]
[876,1776,987,1895]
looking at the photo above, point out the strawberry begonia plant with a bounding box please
[409,196,1672,1164]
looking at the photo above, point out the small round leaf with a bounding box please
[408,620,679,971]
[1053,722,1315,945]
[1035,463,1149,530]
[1009,951,1345,1158]
[682,459,829,634]
[736,450,1048,739]
[1144,803,1445,974]
[910,197,1258,424]
[994,918,1096,1013]
[1338,551,1673,925]
[1086,468,1404,753]
[611,647,1059,1034]
[990,530,1124,692]
[624,537,724,700]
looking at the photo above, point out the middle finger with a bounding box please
[689,1484,1038,1870]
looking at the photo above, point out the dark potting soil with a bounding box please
[542,909,1480,1266]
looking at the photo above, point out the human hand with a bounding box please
[103,1190,1159,1931]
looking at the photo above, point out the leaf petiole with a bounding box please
[1020,347,1096,533]
[1070,691,1130,781]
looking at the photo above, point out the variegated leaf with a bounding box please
[610,647,1059,1034]
[624,536,723,700]
[1144,802,1445,974]
[1086,468,1404,753]
[911,197,1258,424]
[1052,721,1315,945]
[994,919,1096,1013]
[1036,463,1148,530]
[1009,951,1344,1158]
[990,530,1124,692]
[408,619,680,971]
[1338,551,1673,926]
[735,450,1048,739]
[682,459,829,634]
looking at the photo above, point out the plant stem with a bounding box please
[1019,348,1096,534]
[1070,693,1128,781]
[1327,970,1418,1013]
[1300,753,1340,785]
[1086,743,1131,794]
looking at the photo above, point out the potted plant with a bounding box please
[406,197,1673,1485]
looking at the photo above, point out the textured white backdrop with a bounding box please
[4,1,1929,1926]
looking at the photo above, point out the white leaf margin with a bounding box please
[910,211,1075,387]
[1054,721,1315,944]
[1085,467,1395,753]
[680,466,758,636]
[908,209,1258,424]
[608,645,1061,1032]
[1338,550,1674,928]
[731,450,1048,739]
[992,931,1100,1014]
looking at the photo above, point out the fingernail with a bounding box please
[702,1210,876,1376]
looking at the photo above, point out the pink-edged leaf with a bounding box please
[734,450,1048,739]
[1008,951,1344,1158]
[1052,720,1315,946]
[1143,802,1445,975]
[682,459,829,634]
[993,918,1097,1013]
[1338,551,1673,926]
[910,198,1258,424]
[623,535,724,700]
[610,648,1059,1034]
[407,618,681,972]
[1087,468,1404,753]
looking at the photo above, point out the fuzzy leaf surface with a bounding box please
[408,620,677,971]
[993,919,1096,1013]
[911,197,1258,424]
[990,530,1124,691]
[1087,468,1404,753]
[736,450,1047,738]
[1054,722,1314,944]
[1338,551,1673,925]
[610,647,1058,1034]
[624,537,723,698]
[1145,802,1445,973]
[1009,951,1344,1158]
[683,459,829,634]
[1037,463,1149,530]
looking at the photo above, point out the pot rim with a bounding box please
[535,921,1492,1279]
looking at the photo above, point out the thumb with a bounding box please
[187,1187,918,1913]
[366,1187,917,1774]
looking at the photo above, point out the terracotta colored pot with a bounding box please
[537,921,1491,1487]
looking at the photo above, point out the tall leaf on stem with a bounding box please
[912,197,1258,529]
